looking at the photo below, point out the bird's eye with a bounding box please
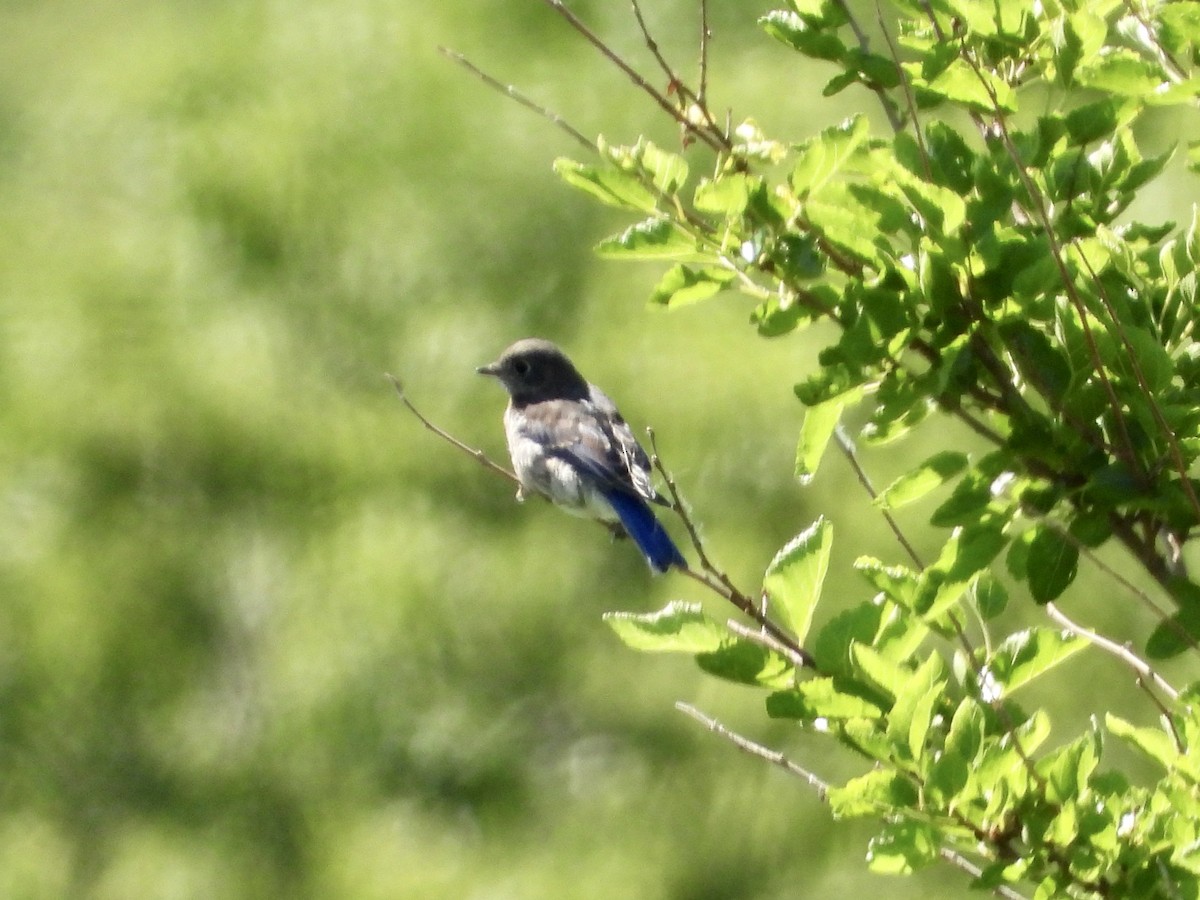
[513,359,530,376]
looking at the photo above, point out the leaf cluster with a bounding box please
[532,0,1200,895]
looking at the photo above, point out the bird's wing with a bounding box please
[520,397,644,499]
[585,386,657,502]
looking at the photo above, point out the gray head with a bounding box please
[477,338,590,405]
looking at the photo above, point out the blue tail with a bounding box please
[603,490,686,573]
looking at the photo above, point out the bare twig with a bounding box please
[539,0,730,153]
[833,425,924,568]
[628,0,725,146]
[387,374,521,487]
[675,702,828,794]
[438,47,596,153]
[726,618,812,671]
[1045,601,1184,751]
[1045,603,1179,704]
[698,0,710,105]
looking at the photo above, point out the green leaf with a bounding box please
[790,115,871,197]
[912,57,1015,113]
[886,653,945,761]
[849,642,905,702]
[767,677,885,721]
[985,627,1087,697]
[812,601,885,677]
[1106,713,1199,779]
[855,557,920,611]
[866,820,941,874]
[553,157,657,212]
[1037,727,1101,803]
[1118,324,1175,394]
[1025,526,1079,603]
[944,697,985,764]
[795,395,850,486]
[918,518,1009,620]
[760,10,847,61]
[875,450,969,509]
[1064,99,1119,146]
[930,469,998,527]
[649,264,735,308]
[697,640,793,688]
[973,572,1009,619]
[637,141,689,195]
[693,173,757,216]
[603,601,725,653]
[599,137,689,195]
[595,217,698,260]
[1077,50,1165,96]
[1146,603,1200,660]
[763,517,833,644]
[804,192,882,264]
[827,769,917,818]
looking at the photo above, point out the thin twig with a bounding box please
[539,0,730,153]
[675,702,828,795]
[387,374,521,486]
[876,0,924,156]
[726,618,812,671]
[1045,603,1179,703]
[438,47,597,153]
[628,0,725,145]
[834,425,924,568]
[698,0,710,105]
[1045,600,1185,751]
[648,428,816,667]
[675,702,1030,900]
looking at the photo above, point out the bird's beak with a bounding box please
[476,362,500,377]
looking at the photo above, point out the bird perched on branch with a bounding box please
[477,338,685,573]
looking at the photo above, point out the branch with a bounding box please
[539,0,729,153]
[648,428,816,668]
[726,618,813,671]
[675,702,828,795]
[386,374,521,487]
[1045,602,1184,752]
[675,702,1030,900]
[438,47,596,153]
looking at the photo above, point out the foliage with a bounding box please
[535,0,1200,895]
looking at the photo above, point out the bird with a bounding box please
[477,338,686,573]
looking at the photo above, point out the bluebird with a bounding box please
[477,339,686,573]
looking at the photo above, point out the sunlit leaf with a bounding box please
[697,640,793,688]
[866,820,941,874]
[795,394,852,485]
[828,769,917,818]
[603,601,725,653]
[875,450,968,509]
[595,217,698,259]
[649,264,736,308]
[553,157,657,212]
[766,677,885,720]
[886,653,945,761]
[790,115,871,197]
[985,627,1087,697]
[763,517,833,644]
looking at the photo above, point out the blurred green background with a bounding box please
[0,1,1194,897]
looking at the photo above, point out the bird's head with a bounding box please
[477,338,590,405]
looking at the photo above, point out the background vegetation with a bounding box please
[1,0,1196,897]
